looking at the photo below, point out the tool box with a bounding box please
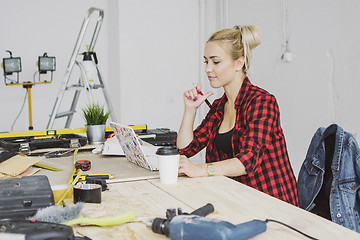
[0,219,76,240]
[0,134,87,153]
[135,128,177,146]
[0,175,55,219]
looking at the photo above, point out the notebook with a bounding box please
[109,122,159,171]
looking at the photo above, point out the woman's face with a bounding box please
[204,41,242,88]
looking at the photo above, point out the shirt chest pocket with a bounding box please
[300,159,323,191]
[338,180,360,221]
[304,158,322,176]
[338,180,360,194]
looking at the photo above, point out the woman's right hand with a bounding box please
[178,155,207,178]
[177,83,213,148]
[183,83,213,110]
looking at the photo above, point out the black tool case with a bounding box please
[0,219,75,240]
[135,128,177,146]
[0,175,55,219]
[0,134,87,153]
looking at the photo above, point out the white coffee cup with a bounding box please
[156,146,180,184]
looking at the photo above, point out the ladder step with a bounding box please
[56,110,76,118]
[66,84,104,91]
[92,84,104,89]
[66,84,86,91]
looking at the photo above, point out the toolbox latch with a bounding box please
[19,143,30,154]
[22,200,32,207]
[70,139,80,148]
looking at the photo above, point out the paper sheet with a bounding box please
[0,154,40,176]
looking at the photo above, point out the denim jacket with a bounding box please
[297,124,360,232]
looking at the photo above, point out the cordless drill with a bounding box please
[147,203,267,240]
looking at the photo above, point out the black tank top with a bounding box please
[215,128,234,155]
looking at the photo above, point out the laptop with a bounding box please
[109,122,159,171]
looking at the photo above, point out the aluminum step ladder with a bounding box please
[47,7,116,129]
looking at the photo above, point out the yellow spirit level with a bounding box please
[0,125,147,139]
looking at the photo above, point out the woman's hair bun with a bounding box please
[233,25,261,50]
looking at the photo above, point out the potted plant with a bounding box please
[82,103,111,144]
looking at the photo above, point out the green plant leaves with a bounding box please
[82,103,111,125]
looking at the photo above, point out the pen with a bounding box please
[193,83,214,110]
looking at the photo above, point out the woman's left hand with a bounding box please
[178,155,206,178]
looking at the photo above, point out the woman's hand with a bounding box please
[178,155,207,178]
[183,83,213,110]
[179,156,247,178]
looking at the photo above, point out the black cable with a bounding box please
[265,219,318,240]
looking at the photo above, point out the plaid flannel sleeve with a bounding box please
[234,95,278,174]
[179,111,213,157]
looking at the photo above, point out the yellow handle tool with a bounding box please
[77,174,114,181]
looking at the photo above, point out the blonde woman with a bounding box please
[177,25,299,206]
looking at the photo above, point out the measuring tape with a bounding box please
[75,160,91,171]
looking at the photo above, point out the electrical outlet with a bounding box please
[281,51,292,63]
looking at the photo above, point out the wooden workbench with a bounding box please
[35,150,360,240]
[70,177,360,240]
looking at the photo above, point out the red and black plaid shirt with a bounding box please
[180,77,299,206]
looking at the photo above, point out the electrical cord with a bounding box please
[33,70,39,82]
[75,237,92,240]
[265,219,318,240]
[282,0,289,47]
[281,0,292,62]
[9,70,45,132]
[11,90,28,131]
[4,75,18,84]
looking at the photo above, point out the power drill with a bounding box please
[147,203,267,240]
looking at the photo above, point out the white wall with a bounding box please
[113,0,200,130]
[226,0,360,175]
[1,0,360,176]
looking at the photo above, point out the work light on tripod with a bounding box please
[2,50,21,84]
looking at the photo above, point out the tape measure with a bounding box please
[75,160,91,171]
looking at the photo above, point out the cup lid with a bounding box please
[156,146,180,155]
